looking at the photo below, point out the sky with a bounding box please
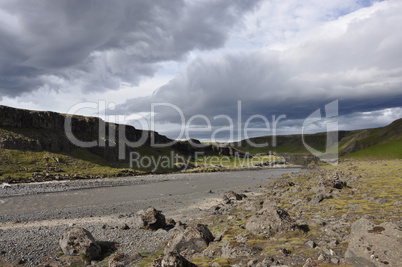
[1,0,402,142]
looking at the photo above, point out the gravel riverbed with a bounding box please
[0,168,300,266]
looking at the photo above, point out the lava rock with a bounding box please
[166,224,214,254]
[152,251,197,267]
[134,206,167,231]
[345,218,402,266]
[245,206,295,237]
[59,227,101,260]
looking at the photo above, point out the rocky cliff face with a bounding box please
[0,105,246,163]
[0,105,66,130]
[0,105,173,162]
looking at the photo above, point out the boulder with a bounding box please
[59,227,101,260]
[166,224,214,254]
[345,218,402,266]
[245,206,295,237]
[165,218,177,230]
[119,223,130,230]
[108,253,131,267]
[325,172,347,189]
[305,240,317,249]
[134,206,167,231]
[152,251,197,267]
[224,191,247,202]
[310,193,333,203]
[240,199,264,212]
[327,178,347,189]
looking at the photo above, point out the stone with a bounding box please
[134,206,167,231]
[328,238,339,247]
[280,248,291,256]
[221,240,261,259]
[214,231,224,242]
[59,227,101,260]
[310,193,333,203]
[247,259,259,266]
[375,198,387,205]
[108,253,131,267]
[225,191,247,201]
[120,223,130,230]
[0,183,11,189]
[303,258,318,267]
[324,172,347,189]
[330,257,339,265]
[317,254,325,261]
[345,218,402,266]
[166,224,214,254]
[245,206,295,237]
[152,251,196,267]
[165,218,177,230]
[393,200,402,206]
[169,221,187,235]
[305,240,316,249]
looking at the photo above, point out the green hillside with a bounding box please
[345,139,402,159]
[342,118,402,159]
[233,131,351,155]
[233,118,402,159]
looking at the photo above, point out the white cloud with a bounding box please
[115,0,402,138]
[0,0,261,98]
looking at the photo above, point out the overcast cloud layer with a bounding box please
[1,0,401,140]
[0,0,260,96]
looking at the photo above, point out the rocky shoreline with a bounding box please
[1,160,401,266]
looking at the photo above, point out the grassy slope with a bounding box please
[0,125,185,182]
[345,139,402,159]
[342,118,402,159]
[0,148,136,183]
[233,133,329,154]
[234,118,402,159]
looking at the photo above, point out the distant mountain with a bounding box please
[233,118,402,159]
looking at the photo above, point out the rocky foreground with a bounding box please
[1,159,402,266]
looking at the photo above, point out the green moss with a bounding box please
[79,253,91,263]
[222,234,235,241]
[191,257,211,266]
[262,244,294,255]
[136,251,163,266]
[246,239,267,246]
[212,258,231,266]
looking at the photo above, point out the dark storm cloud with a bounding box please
[0,0,261,97]
[116,1,402,136]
